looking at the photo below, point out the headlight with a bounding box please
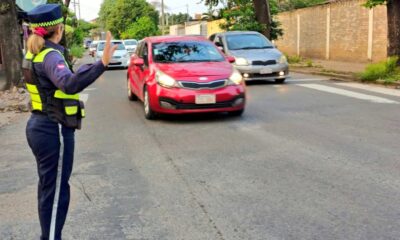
[156,70,177,88]
[228,68,243,85]
[279,55,287,64]
[235,57,249,66]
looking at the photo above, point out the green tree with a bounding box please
[120,16,160,39]
[99,0,159,38]
[204,0,275,39]
[275,0,325,11]
[364,0,400,62]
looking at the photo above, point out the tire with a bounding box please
[228,109,244,117]
[127,78,138,101]
[143,86,157,120]
[275,78,286,84]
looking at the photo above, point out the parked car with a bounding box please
[124,39,138,54]
[96,40,129,68]
[84,39,92,49]
[127,36,246,119]
[89,41,99,57]
[209,31,289,83]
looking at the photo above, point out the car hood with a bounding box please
[155,61,233,80]
[229,48,282,61]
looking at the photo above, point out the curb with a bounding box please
[290,67,400,89]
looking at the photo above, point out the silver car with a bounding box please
[96,40,130,69]
[123,39,138,55]
[210,31,289,83]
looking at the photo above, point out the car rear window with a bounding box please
[152,41,225,63]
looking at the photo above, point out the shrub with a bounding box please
[69,45,85,59]
[360,57,400,82]
[306,59,313,67]
[287,55,302,64]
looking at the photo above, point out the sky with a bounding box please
[72,0,216,22]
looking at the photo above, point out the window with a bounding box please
[152,41,225,63]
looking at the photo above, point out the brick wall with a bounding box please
[275,0,387,63]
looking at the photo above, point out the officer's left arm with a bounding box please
[44,51,106,94]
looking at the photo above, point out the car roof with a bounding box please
[216,31,261,36]
[145,35,209,43]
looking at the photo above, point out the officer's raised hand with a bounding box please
[102,31,118,66]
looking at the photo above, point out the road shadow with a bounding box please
[155,112,243,124]
[245,80,279,86]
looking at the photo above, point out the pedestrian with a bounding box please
[23,4,117,240]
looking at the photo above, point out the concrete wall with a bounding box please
[207,19,226,37]
[275,0,387,62]
[184,21,207,36]
[169,24,185,36]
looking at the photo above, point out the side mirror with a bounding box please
[132,58,144,66]
[226,56,235,63]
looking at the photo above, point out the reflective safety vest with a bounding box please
[23,48,85,129]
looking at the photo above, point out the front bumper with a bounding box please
[107,57,129,68]
[235,63,289,81]
[148,83,246,114]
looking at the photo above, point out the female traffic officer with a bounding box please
[24,4,117,240]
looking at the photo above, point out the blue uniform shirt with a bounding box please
[33,40,106,94]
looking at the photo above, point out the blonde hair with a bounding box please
[27,24,61,55]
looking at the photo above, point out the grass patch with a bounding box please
[69,45,85,59]
[287,55,302,64]
[360,57,400,83]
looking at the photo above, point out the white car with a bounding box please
[123,39,138,54]
[89,40,99,57]
[96,40,129,68]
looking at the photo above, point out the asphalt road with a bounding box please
[1,56,400,240]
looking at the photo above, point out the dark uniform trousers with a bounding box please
[26,113,75,240]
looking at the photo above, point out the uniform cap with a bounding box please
[27,4,63,28]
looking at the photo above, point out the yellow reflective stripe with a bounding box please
[81,109,85,118]
[65,106,78,115]
[33,48,55,63]
[26,83,39,94]
[54,90,79,100]
[30,93,41,103]
[30,17,64,28]
[32,101,42,111]
[25,52,34,60]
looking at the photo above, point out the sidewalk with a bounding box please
[290,58,367,80]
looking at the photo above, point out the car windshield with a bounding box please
[152,41,225,63]
[226,34,274,50]
[125,40,137,45]
[98,42,125,51]
[90,43,97,48]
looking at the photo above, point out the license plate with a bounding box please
[195,94,216,104]
[260,68,272,74]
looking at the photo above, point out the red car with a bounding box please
[127,36,246,119]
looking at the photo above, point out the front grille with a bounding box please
[109,62,122,65]
[247,72,280,78]
[252,60,276,66]
[178,80,227,90]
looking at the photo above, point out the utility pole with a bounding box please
[186,4,190,22]
[161,0,165,34]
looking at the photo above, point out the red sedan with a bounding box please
[127,36,246,119]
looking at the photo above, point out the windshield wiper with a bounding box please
[233,46,273,50]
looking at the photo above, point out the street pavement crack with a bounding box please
[71,177,92,202]
[133,110,226,240]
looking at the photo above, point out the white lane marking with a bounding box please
[335,82,400,97]
[288,78,329,82]
[80,93,89,103]
[297,83,399,104]
[83,88,96,92]
[49,125,64,240]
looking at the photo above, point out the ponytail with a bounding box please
[27,34,45,55]
[27,24,62,55]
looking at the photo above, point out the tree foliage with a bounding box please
[276,0,326,11]
[120,16,160,39]
[99,0,159,38]
[211,0,282,40]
